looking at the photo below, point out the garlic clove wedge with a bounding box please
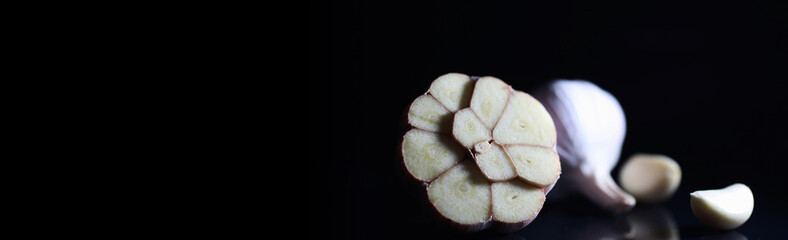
[690,183,754,230]
[619,154,682,203]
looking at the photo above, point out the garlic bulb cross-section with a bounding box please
[401,73,560,232]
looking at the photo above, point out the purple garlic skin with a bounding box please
[532,80,635,212]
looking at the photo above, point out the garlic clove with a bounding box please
[452,108,492,148]
[407,95,454,134]
[493,92,557,147]
[506,144,561,188]
[470,77,511,129]
[401,129,465,182]
[428,73,474,112]
[532,79,635,212]
[619,154,682,203]
[690,183,754,230]
[491,180,545,232]
[428,161,492,228]
[475,143,517,182]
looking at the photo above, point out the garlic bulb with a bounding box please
[532,80,636,212]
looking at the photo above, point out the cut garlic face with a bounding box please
[690,183,754,230]
[619,154,682,203]
[401,73,560,232]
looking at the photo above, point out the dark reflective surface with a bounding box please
[319,180,785,240]
[517,197,747,240]
[382,194,778,240]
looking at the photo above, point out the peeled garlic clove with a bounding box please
[690,183,754,230]
[532,80,635,212]
[619,154,681,203]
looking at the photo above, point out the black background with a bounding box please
[308,0,788,239]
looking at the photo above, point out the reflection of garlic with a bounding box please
[533,80,635,212]
[625,207,679,240]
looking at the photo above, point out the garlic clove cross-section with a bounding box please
[428,161,492,231]
[690,183,754,230]
[491,181,545,232]
[401,129,464,182]
[401,73,560,232]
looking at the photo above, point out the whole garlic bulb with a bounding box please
[532,80,636,212]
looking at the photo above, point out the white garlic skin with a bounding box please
[533,80,635,212]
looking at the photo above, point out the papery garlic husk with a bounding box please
[532,79,636,212]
